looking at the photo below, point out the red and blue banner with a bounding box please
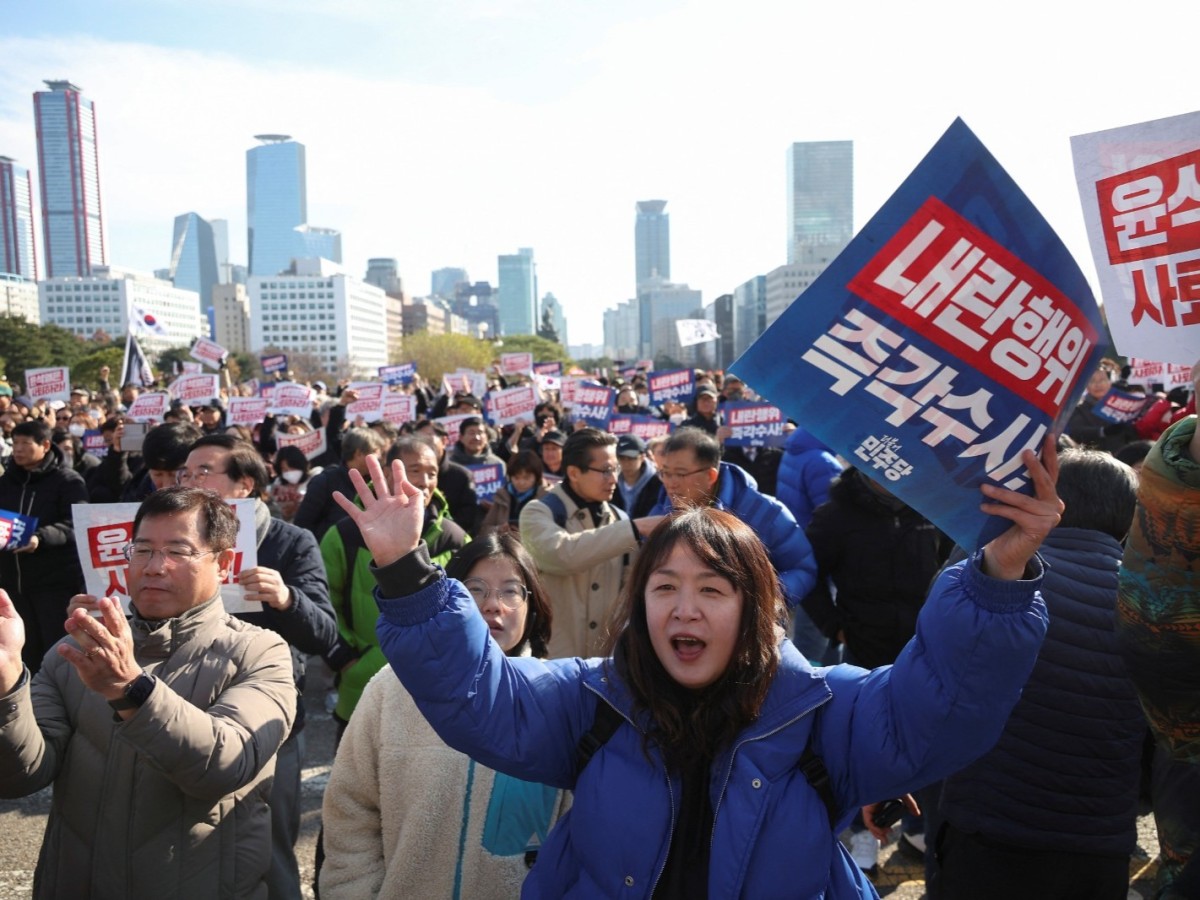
[0,509,38,550]
[733,119,1104,551]
[1092,388,1153,424]
[571,384,615,430]
[648,369,695,405]
[261,353,288,375]
[468,463,505,503]
[609,414,673,440]
[379,362,416,386]
[723,402,787,447]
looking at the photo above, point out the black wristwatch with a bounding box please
[108,673,156,712]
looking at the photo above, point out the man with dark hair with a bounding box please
[415,419,483,535]
[520,428,662,657]
[610,434,662,520]
[448,415,505,468]
[0,419,88,672]
[0,486,295,897]
[181,434,335,900]
[294,427,385,540]
[91,420,202,503]
[650,427,816,608]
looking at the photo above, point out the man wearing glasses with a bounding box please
[520,428,662,658]
[650,428,817,610]
[0,486,295,897]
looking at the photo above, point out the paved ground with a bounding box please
[0,659,1166,899]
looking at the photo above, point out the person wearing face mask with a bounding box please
[270,445,322,524]
[52,428,100,480]
[614,384,652,417]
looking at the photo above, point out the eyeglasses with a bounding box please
[463,578,528,610]
[659,467,711,481]
[585,466,619,478]
[124,544,220,566]
[176,465,229,485]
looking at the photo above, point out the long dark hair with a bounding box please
[445,533,553,658]
[605,507,785,770]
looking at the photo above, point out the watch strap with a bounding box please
[107,673,154,712]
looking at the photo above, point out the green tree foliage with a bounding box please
[0,317,101,390]
[496,334,572,365]
[403,333,494,384]
[72,347,126,392]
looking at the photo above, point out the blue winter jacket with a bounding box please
[375,545,1049,899]
[775,427,844,529]
[649,462,818,606]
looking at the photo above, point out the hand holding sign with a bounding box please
[978,433,1063,581]
[239,566,292,611]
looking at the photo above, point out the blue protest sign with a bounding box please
[0,509,38,550]
[379,362,416,386]
[260,353,288,375]
[609,414,673,440]
[571,383,615,430]
[1092,388,1152,424]
[83,429,109,459]
[648,369,694,405]
[468,463,505,503]
[733,119,1104,551]
[722,402,787,447]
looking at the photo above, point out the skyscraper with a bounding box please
[786,141,853,264]
[247,135,306,277]
[497,248,537,336]
[635,200,670,290]
[169,212,219,315]
[431,267,468,299]
[33,80,106,277]
[0,157,37,279]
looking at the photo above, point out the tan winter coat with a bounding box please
[518,484,639,658]
[0,594,296,899]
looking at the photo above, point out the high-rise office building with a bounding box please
[635,200,670,290]
[637,276,702,361]
[210,218,232,282]
[246,135,306,277]
[732,274,767,360]
[169,212,219,316]
[365,258,404,296]
[497,248,537,336]
[34,80,106,277]
[431,267,468,299]
[786,141,852,265]
[0,157,37,279]
[603,299,640,362]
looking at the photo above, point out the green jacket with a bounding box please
[320,490,468,722]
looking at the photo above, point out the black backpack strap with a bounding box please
[335,516,367,634]
[575,699,624,779]
[798,738,838,827]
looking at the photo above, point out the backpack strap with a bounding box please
[799,739,838,827]
[539,492,569,529]
[574,699,625,779]
[334,516,368,634]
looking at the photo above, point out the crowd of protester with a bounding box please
[0,352,1196,899]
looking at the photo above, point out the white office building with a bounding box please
[39,265,202,352]
[1,274,41,323]
[248,258,387,378]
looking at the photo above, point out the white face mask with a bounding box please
[669,412,686,426]
[281,469,304,484]
[88,408,104,421]
[68,424,87,438]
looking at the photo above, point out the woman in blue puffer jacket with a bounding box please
[337,439,1062,899]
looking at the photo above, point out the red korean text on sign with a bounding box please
[89,522,133,597]
[1095,147,1200,265]
[848,197,1098,417]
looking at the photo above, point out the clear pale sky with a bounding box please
[2,0,1195,344]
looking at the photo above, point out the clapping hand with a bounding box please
[978,433,1064,580]
[0,590,26,694]
[332,454,425,569]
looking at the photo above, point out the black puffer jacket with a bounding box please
[802,467,950,668]
[0,443,88,595]
[938,528,1146,855]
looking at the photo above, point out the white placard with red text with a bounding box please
[486,383,538,426]
[381,393,417,425]
[24,367,70,404]
[228,396,270,427]
[278,428,327,461]
[346,381,386,422]
[71,500,259,614]
[170,373,221,406]
[501,352,534,376]
[270,383,315,418]
[1072,110,1200,365]
[125,391,170,423]
[190,336,229,370]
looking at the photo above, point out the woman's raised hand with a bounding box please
[333,454,425,569]
[978,432,1064,580]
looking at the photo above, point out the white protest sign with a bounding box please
[182,362,203,375]
[125,391,170,423]
[24,367,70,404]
[347,381,386,422]
[228,396,270,427]
[190,336,229,370]
[170,373,221,407]
[381,393,417,426]
[278,428,328,461]
[269,383,315,418]
[487,383,539,426]
[71,500,259,614]
[433,414,474,446]
[501,352,534,376]
[1072,110,1200,364]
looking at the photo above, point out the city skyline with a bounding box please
[2,1,1197,343]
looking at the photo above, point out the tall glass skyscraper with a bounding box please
[497,248,537,336]
[0,156,37,279]
[247,135,307,277]
[34,80,105,277]
[635,200,670,290]
[170,212,219,314]
[786,141,853,264]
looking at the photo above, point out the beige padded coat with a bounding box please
[0,595,296,899]
[518,484,639,659]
